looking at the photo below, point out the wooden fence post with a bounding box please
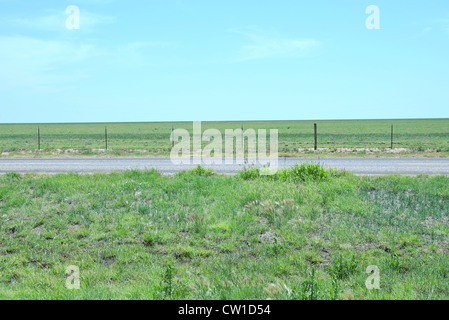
[391,124,394,149]
[241,123,244,146]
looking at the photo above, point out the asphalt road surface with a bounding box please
[1,157,449,175]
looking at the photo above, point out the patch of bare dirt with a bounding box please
[259,231,281,244]
[296,147,414,154]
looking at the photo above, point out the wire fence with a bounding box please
[1,122,448,154]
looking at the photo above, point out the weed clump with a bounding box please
[153,262,188,299]
[179,165,216,177]
[238,163,337,182]
[237,167,261,180]
[327,253,359,280]
[276,163,336,182]
[4,172,21,180]
[143,233,156,247]
[293,267,322,300]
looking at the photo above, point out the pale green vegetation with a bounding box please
[1,119,449,157]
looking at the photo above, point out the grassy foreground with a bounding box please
[1,165,449,299]
[1,119,449,157]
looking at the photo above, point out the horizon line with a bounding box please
[1,117,448,125]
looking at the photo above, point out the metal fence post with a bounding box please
[105,127,108,150]
[38,127,40,151]
[314,123,317,151]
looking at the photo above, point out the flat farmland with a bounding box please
[0,119,448,157]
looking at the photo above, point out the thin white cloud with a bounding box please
[416,26,432,37]
[0,36,174,93]
[8,10,116,32]
[230,27,319,62]
[0,36,98,92]
[241,38,319,60]
[437,17,449,35]
[113,41,176,67]
[10,15,65,30]
[80,11,117,28]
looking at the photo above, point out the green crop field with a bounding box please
[1,119,449,157]
[1,165,448,299]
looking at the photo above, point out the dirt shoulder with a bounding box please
[1,147,449,158]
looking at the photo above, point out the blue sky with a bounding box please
[1,0,448,123]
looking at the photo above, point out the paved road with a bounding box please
[1,157,449,175]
